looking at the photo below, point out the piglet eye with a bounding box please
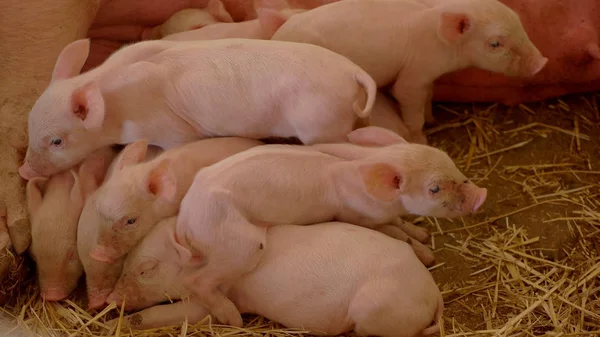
[490,41,501,48]
[126,218,138,226]
[50,138,63,146]
[429,186,441,194]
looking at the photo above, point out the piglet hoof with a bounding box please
[7,218,31,255]
[408,240,435,268]
[393,218,431,244]
[212,304,244,327]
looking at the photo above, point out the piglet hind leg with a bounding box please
[376,225,435,267]
[109,300,210,331]
[180,218,267,327]
[390,79,432,145]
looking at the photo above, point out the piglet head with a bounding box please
[437,0,547,78]
[21,39,106,180]
[26,170,85,301]
[107,217,188,311]
[352,126,487,218]
[88,142,178,264]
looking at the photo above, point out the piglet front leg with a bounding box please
[375,224,435,267]
[108,300,210,330]
[391,79,433,145]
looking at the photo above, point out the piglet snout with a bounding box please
[18,163,41,180]
[472,187,487,212]
[528,56,548,77]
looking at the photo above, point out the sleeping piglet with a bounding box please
[77,145,164,309]
[25,147,118,301]
[107,218,443,337]
[83,137,263,265]
[19,37,376,180]
[163,7,307,41]
[171,126,485,326]
[141,0,234,40]
[271,0,547,144]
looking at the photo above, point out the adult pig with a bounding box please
[25,147,118,301]
[77,145,163,309]
[140,0,234,40]
[173,126,484,326]
[271,0,547,144]
[107,218,443,337]
[85,137,263,264]
[19,37,376,179]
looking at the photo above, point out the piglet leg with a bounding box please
[390,78,432,145]
[392,218,430,244]
[109,300,210,330]
[180,218,267,327]
[376,225,435,267]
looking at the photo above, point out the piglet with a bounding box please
[107,218,443,337]
[25,147,118,301]
[172,126,484,326]
[19,37,376,179]
[84,137,263,264]
[141,0,234,40]
[271,0,547,144]
[77,145,164,309]
[163,4,307,41]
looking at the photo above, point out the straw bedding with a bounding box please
[1,93,599,337]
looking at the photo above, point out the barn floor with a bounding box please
[2,93,599,337]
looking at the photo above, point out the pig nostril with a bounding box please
[463,180,468,184]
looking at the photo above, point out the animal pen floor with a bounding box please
[1,93,599,337]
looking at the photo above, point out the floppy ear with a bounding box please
[438,11,473,44]
[146,159,177,203]
[115,140,149,170]
[205,0,234,22]
[72,81,105,130]
[358,162,404,202]
[51,39,91,82]
[26,177,49,215]
[348,126,408,146]
[168,229,205,267]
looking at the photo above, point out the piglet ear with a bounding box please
[51,39,91,82]
[358,162,403,202]
[146,159,177,203]
[257,8,290,38]
[116,140,149,170]
[205,0,234,22]
[72,81,105,130]
[438,11,473,44]
[26,177,49,215]
[348,126,408,146]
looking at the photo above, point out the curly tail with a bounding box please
[352,70,377,118]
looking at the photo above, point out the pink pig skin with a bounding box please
[107,218,443,337]
[172,126,485,326]
[19,37,376,180]
[359,92,411,139]
[139,0,234,40]
[25,147,118,301]
[433,0,600,104]
[85,137,263,264]
[163,7,307,41]
[271,0,547,144]
[77,145,164,309]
